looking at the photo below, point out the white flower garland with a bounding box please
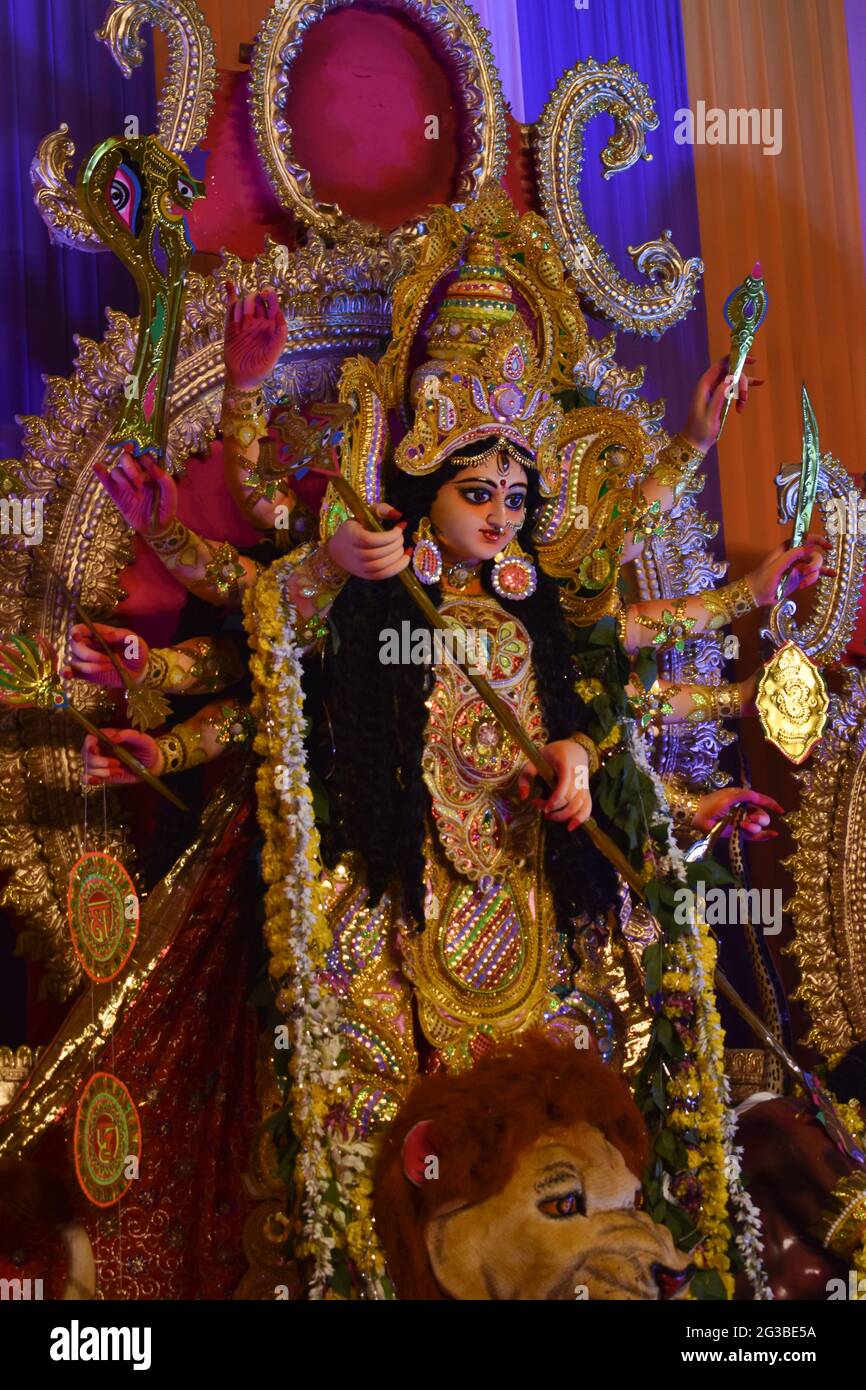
[250,563,388,1298]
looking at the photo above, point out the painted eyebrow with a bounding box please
[534,1162,582,1193]
[455,475,527,491]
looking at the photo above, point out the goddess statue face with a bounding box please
[429,452,528,566]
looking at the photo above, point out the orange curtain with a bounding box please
[681,0,866,577]
[682,0,866,1044]
[154,0,267,78]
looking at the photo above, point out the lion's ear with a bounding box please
[402,1120,438,1187]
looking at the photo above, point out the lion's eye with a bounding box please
[538,1189,585,1219]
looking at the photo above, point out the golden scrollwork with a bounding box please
[31,4,215,250]
[377,185,591,417]
[785,668,866,1057]
[768,454,866,665]
[0,309,140,1000]
[30,126,105,252]
[533,57,703,337]
[96,0,217,153]
[248,0,509,239]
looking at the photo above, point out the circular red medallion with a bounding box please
[67,852,138,983]
[74,1072,141,1208]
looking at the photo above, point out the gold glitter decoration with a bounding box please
[756,641,829,764]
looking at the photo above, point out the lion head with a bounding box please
[373,1034,692,1300]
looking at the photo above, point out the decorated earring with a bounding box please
[491,537,537,600]
[411,517,442,585]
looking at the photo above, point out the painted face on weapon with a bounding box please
[108,161,144,236]
[430,452,528,565]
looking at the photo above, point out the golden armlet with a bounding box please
[696,575,757,630]
[144,639,242,693]
[147,517,195,561]
[650,432,706,500]
[687,683,742,722]
[663,778,702,829]
[632,600,697,652]
[569,731,601,776]
[155,723,207,774]
[203,701,255,747]
[628,680,682,737]
[220,384,268,450]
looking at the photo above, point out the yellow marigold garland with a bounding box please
[244,558,388,1298]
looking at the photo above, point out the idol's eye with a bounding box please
[538,1189,585,1219]
[505,492,526,511]
[110,178,130,213]
[459,487,493,505]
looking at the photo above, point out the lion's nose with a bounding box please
[652,1262,695,1299]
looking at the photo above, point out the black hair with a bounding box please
[319,441,618,931]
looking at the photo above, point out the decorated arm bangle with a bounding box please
[147,517,197,562]
[155,724,208,774]
[147,520,250,601]
[649,432,706,501]
[628,680,682,738]
[663,777,702,831]
[220,384,268,451]
[292,542,349,646]
[694,575,757,630]
[686,682,742,723]
[569,731,600,776]
[632,599,697,652]
[202,700,255,747]
[143,637,245,694]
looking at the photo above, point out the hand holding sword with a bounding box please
[717,261,769,441]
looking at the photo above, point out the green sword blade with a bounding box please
[776,384,820,602]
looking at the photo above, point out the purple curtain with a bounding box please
[515,0,722,535]
[845,0,866,279]
[0,0,157,458]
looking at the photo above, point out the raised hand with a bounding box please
[94,450,177,537]
[694,787,783,841]
[683,356,762,453]
[69,623,149,687]
[747,534,834,607]
[327,503,410,581]
[82,728,162,785]
[224,284,287,390]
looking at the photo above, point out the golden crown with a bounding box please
[394,231,563,487]
[328,184,660,618]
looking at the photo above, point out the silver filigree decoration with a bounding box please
[534,57,703,337]
[764,455,866,663]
